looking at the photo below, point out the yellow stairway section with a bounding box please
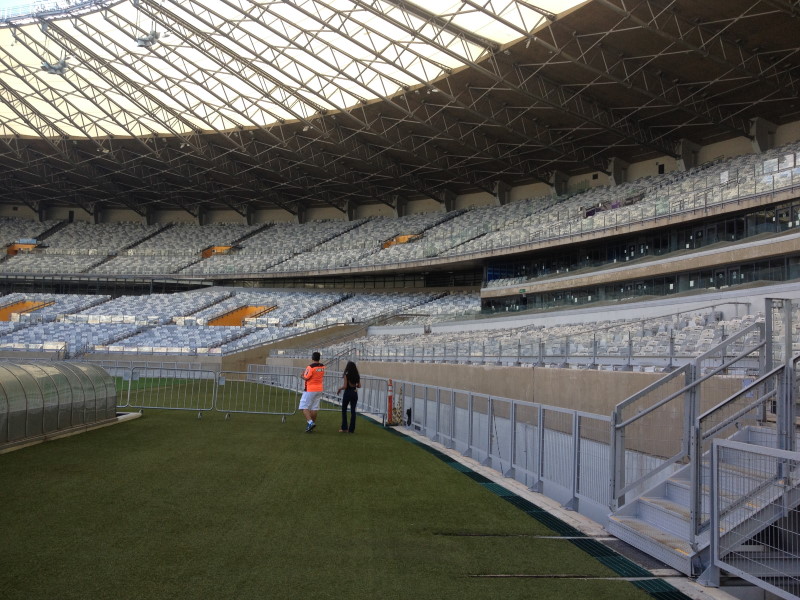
[208,305,274,326]
[0,300,54,321]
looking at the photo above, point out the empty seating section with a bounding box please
[43,221,162,251]
[244,291,347,326]
[92,222,258,275]
[321,308,774,369]
[0,322,141,353]
[0,142,796,277]
[76,290,231,324]
[0,287,790,363]
[294,291,440,327]
[219,326,308,354]
[0,217,59,246]
[109,325,249,352]
[398,291,482,325]
[2,222,162,274]
[0,293,110,322]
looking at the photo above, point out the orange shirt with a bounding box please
[302,362,325,392]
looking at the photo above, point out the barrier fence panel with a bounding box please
[438,388,455,448]
[309,372,389,424]
[488,397,513,476]
[577,412,613,515]
[396,377,613,519]
[469,394,490,463]
[216,371,299,419]
[127,367,217,413]
[541,407,577,507]
[709,439,800,599]
[452,390,471,455]
[354,377,388,422]
[512,402,540,489]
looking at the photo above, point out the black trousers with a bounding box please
[341,388,358,432]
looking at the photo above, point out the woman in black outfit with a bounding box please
[337,361,361,433]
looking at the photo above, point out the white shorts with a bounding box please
[299,391,323,410]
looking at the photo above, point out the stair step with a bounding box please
[607,515,693,575]
[665,478,691,505]
[638,496,691,538]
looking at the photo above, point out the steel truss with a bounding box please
[0,0,797,217]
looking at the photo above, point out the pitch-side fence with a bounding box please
[103,364,388,423]
[395,379,613,524]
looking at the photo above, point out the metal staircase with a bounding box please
[608,426,800,576]
[607,298,800,581]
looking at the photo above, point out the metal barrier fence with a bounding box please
[705,439,800,598]
[396,379,612,523]
[126,367,218,413]
[314,372,389,425]
[107,365,387,423]
[217,371,299,420]
[107,366,302,419]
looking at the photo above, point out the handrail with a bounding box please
[697,362,784,430]
[611,320,769,509]
[614,323,763,428]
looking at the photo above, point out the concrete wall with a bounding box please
[268,357,741,417]
[0,205,38,220]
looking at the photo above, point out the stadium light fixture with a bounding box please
[41,58,68,75]
[136,30,160,48]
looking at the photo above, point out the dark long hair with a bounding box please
[344,361,360,385]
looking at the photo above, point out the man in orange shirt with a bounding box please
[300,351,326,432]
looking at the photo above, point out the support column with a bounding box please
[607,157,629,186]
[677,138,701,171]
[246,204,255,226]
[494,180,511,206]
[37,201,48,223]
[750,117,776,153]
[441,189,457,213]
[294,203,307,224]
[392,195,407,218]
[549,170,569,196]
[92,202,104,224]
[343,200,357,221]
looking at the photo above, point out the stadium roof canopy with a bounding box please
[0,0,798,219]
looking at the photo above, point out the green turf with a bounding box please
[0,410,656,600]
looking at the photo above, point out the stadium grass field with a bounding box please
[1,408,675,600]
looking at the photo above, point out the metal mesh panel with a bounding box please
[512,403,540,487]
[452,390,471,454]
[127,367,216,411]
[578,413,611,506]
[541,407,574,490]
[216,371,299,416]
[438,388,455,446]
[713,440,800,600]
[613,366,691,501]
[470,394,490,462]
[489,397,513,474]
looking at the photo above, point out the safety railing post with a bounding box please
[610,408,622,509]
[697,441,721,588]
[505,400,516,478]
[483,396,493,466]
[530,404,545,493]
[565,412,579,511]
[464,392,474,459]
[434,387,442,444]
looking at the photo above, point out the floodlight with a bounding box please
[136,31,160,48]
[41,58,68,75]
